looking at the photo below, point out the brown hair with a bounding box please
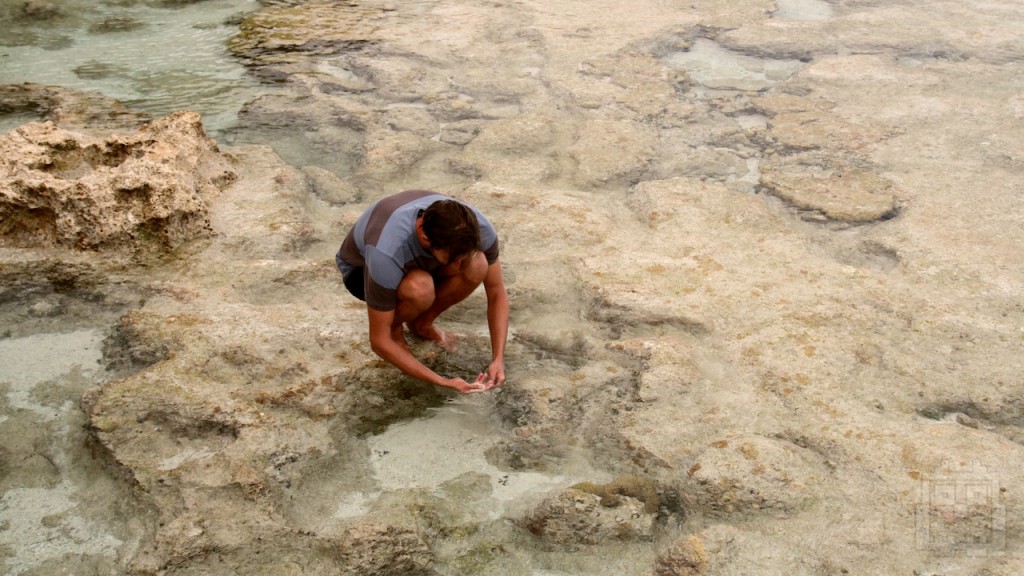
[421,200,481,258]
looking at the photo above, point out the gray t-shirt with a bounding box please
[336,190,499,311]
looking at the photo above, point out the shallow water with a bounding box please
[773,0,834,21]
[367,396,595,508]
[0,329,146,576]
[0,0,264,136]
[663,38,806,93]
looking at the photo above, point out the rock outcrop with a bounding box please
[0,111,236,251]
[1,83,150,134]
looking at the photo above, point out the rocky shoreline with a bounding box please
[3,0,1024,574]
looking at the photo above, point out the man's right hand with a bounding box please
[445,373,494,394]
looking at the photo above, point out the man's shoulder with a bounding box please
[381,189,449,208]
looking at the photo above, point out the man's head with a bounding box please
[420,200,481,262]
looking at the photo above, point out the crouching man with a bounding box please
[336,189,508,393]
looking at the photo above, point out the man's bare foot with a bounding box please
[409,321,458,352]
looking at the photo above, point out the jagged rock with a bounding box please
[653,535,708,576]
[519,485,656,546]
[570,475,661,514]
[0,111,236,250]
[0,83,150,134]
[336,522,438,576]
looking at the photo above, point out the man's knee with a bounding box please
[463,251,488,285]
[397,269,435,308]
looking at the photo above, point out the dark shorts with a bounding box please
[342,267,366,302]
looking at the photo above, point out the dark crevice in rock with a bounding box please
[513,330,591,370]
[136,409,241,440]
[918,399,1024,428]
[918,399,1024,445]
[319,372,449,437]
[101,312,172,377]
[0,260,144,339]
[587,299,709,339]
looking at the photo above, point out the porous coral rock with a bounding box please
[520,485,656,546]
[0,111,235,251]
[653,535,708,576]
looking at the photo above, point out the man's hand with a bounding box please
[484,359,505,389]
[444,373,492,394]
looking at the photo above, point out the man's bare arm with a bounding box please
[367,307,486,393]
[482,260,509,387]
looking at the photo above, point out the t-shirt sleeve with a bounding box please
[477,214,500,264]
[364,246,402,311]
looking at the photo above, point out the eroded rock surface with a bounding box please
[0,111,235,251]
[3,0,1024,575]
[0,83,150,134]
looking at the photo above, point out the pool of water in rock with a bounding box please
[0,0,264,136]
[773,0,834,21]
[0,329,153,576]
[663,38,806,93]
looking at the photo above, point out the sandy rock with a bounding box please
[656,147,750,182]
[0,83,150,134]
[383,106,440,138]
[681,434,829,514]
[457,112,565,185]
[6,0,1024,574]
[573,52,680,118]
[569,118,657,187]
[759,152,901,223]
[301,165,359,205]
[766,109,897,153]
[520,486,656,546]
[695,523,837,574]
[0,111,235,250]
[749,93,834,115]
[576,177,779,332]
[357,128,448,187]
[653,535,708,576]
[438,119,484,146]
[465,113,558,156]
[336,522,437,576]
[719,4,1024,64]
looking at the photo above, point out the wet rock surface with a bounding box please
[2,0,1024,575]
[0,83,151,134]
[520,486,656,547]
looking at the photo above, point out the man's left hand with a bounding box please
[481,359,505,389]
